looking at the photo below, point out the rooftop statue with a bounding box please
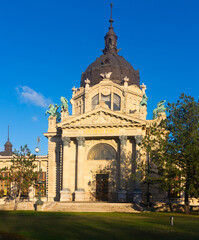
[140,93,148,107]
[100,72,112,80]
[45,104,61,122]
[153,100,166,119]
[60,97,68,112]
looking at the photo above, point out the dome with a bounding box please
[80,54,140,87]
[80,4,140,88]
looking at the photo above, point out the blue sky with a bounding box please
[0,0,198,155]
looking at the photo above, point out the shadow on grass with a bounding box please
[0,211,198,240]
[0,231,27,240]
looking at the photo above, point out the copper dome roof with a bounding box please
[80,54,140,87]
[80,4,140,88]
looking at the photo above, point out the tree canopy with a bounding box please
[140,94,199,213]
[0,145,38,210]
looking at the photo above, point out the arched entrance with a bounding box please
[88,143,117,201]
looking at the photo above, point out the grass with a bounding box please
[0,211,198,240]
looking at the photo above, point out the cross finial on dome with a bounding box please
[8,125,9,141]
[109,3,114,29]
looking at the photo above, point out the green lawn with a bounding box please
[0,211,198,240]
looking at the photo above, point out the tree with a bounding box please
[140,94,199,213]
[0,145,38,210]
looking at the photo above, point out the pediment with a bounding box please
[59,107,146,129]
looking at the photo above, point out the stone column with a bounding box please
[47,137,57,202]
[60,137,72,201]
[133,135,143,202]
[118,135,127,202]
[75,137,85,201]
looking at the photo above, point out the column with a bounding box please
[75,136,86,201]
[133,135,143,202]
[118,135,127,202]
[60,137,72,201]
[47,137,57,202]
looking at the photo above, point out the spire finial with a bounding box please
[109,3,114,28]
[8,125,9,141]
[103,3,118,55]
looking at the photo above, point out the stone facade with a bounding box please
[44,75,151,203]
[43,8,153,203]
[0,6,173,205]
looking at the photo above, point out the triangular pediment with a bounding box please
[59,107,146,129]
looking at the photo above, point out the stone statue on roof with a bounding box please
[153,100,166,119]
[60,97,68,112]
[45,104,61,122]
[140,93,148,107]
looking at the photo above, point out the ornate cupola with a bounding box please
[103,3,118,55]
[0,125,13,156]
[80,3,140,88]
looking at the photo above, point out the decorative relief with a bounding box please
[67,110,142,128]
[101,86,111,96]
[74,112,129,125]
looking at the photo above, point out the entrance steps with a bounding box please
[42,202,139,212]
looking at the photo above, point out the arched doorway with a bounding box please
[88,143,117,201]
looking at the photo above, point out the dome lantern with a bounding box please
[103,3,118,55]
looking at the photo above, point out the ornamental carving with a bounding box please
[119,135,127,146]
[62,137,71,147]
[135,135,143,145]
[75,112,123,125]
[101,87,111,96]
[77,137,85,146]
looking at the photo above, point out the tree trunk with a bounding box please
[14,188,21,211]
[184,186,190,214]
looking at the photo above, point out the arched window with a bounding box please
[113,93,121,111]
[88,143,116,160]
[92,94,99,110]
[101,94,111,109]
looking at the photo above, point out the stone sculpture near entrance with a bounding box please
[153,100,166,119]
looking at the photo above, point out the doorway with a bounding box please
[96,174,109,201]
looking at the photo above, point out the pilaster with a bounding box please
[60,137,72,201]
[133,135,143,202]
[75,136,86,201]
[118,135,127,202]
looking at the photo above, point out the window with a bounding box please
[113,93,121,111]
[101,94,111,109]
[92,94,99,110]
[91,93,121,111]
[0,172,10,197]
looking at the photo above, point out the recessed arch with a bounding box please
[87,143,117,160]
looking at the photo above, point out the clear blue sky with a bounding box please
[0,0,198,155]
